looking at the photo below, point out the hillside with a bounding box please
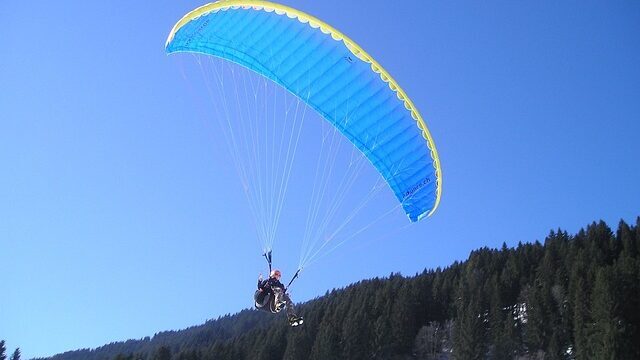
[29,217,640,360]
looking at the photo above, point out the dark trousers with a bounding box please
[280,292,297,318]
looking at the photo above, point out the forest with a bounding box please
[8,217,638,359]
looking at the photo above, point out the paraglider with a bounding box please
[255,269,303,326]
[166,0,442,326]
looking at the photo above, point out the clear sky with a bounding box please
[1,0,639,358]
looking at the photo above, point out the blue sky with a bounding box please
[1,0,639,358]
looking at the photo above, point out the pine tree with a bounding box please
[282,326,313,360]
[0,340,6,360]
[8,349,19,360]
[537,233,566,355]
[635,217,640,255]
[610,252,640,359]
[522,282,546,354]
[257,325,287,360]
[152,346,171,360]
[430,268,453,322]
[389,282,419,355]
[309,299,342,360]
[113,354,134,360]
[499,250,521,308]
[489,274,519,359]
[370,279,396,359]
[453,265,486,360]
[453,296,485,360]
[573,285,589,359]
[586,221,615,265]
[372,311,391,359]
[569,249,590,360]
[618,219,637,259]
[589,267,619,360]
[341,307,371,360]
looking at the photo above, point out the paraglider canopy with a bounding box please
[165,0,442,222]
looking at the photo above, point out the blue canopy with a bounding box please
[166,1,442,221]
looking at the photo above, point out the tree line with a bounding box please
[32,217,639,360]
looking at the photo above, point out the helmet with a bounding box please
[270,269,282,278]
